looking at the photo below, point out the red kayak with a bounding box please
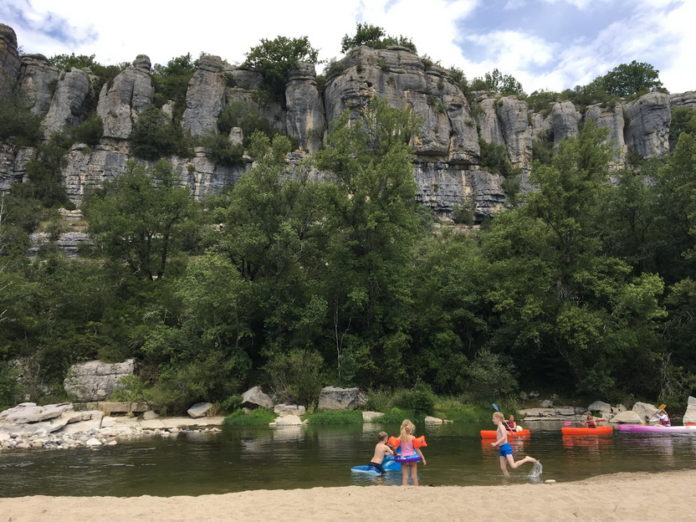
[561,426,613,436]
[480,429,531,439]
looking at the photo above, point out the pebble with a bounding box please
[545,479,556,484]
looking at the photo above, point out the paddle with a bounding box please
[491,403,500,412]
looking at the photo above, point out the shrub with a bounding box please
[109,375,150,402]
[68,115,103,146]
[305,410,362,425]
[130,107,188,160]
[394,389,435,416]
[365,389,396,412]
[466,348,518,400]
[223,408,277,426]
[196,133,245,167]
[221,395,243,413]
[341,23,417,54]
[264,348,326,408]
[379,407,416,424]
[479,139,514,177]
[0,362,23,410]
[152,54,196,117]
[0,93,43,146]
[217,101,274,144]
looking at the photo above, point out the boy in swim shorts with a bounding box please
[367,431,394,474]
[491,411,537,478]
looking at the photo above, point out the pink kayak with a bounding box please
[616,424,696,434]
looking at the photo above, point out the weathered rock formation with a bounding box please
[1,24,695,224]
[317,386,367,411]
[18,54,59,116]
[97,55,154,139]
[241,386,274,409]
[0,24,20,95]
[63,359,135,401]
[41,68,92,137]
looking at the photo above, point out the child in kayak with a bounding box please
[505,414,518,432]
[491,412,537,478]
[583,411,597,428]
[367,431,394,474]
[395,419,426,485]
[656,409,671,427]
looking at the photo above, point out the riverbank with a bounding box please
[1,469,694,521]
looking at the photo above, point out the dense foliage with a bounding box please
[1,92,695,412]
[470,68,524,96]
[340,23,417,54]
[243,36,319,102]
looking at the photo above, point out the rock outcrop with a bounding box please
[285,63,325,153]
[496,96,533,169]
[187,402,213,418]
[551,101,580,146]
[624,92,671,158]
[585,103,627,165]
[181,55,227,137]
[0,24,20,95]
[18,54,59,116]
[317,386,367,411]
[63,359,135,401]
[41,68,92,137]
[97,55,154,139]
[683,396,696,425]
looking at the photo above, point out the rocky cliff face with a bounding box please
[1,25,694,222]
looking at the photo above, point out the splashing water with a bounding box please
[528,461,543,480]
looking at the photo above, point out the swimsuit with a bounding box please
[498,443,513,457]
[368,462,384,474]
[395,437,421,463]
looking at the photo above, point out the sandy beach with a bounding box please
[1,470,695,522]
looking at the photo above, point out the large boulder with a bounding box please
[271,414,303,426]
[610,410,643,424]
[274,404,306,417]
[187,402,213,418]
[241,386,274,409]
[97,55,154,139]
[362,411,384,422]
[683,396,696,424]
[317,386,367,411]
[632,402,658,422]
[63,359,135,401]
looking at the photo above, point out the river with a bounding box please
[2,420,696,496]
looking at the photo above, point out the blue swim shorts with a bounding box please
[498,443,513,457]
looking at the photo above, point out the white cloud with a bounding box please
[3,0,694,93]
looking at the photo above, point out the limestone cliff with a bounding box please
[0,24,694,223]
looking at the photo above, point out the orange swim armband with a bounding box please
[387,436,401,448]
[413,435,427,448]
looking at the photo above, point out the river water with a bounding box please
[2,420,696,497]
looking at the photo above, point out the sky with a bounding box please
[1,0,694,93]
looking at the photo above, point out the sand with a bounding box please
[1,470,695,521]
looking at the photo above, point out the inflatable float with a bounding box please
[616,424,696,434]
[351,455,401,474]
[480,429,530,439]
[561,426,613,436]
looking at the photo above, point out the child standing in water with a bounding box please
[491,412,537,478]
[367,431,394,474]
[395,419,426,485]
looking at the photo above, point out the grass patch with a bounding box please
[433,400,491,423]
[379,407,421,424]
[304,410,362,425]
[223,408,276,427]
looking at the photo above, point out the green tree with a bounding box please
[243,36,319,102]
[84,160,198,280]
[590,60,664,97]
[316,97,423,385]
[340,23,417,54]
[152,54,197,116]
[481,122,666,396]
[129,106,189,160]
[471,69,524,96]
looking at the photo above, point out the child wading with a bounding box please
[491,411,537,478]
[395,419,426,485]
[367,431,394,474]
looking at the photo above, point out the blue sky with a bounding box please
[1,0,694,93]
